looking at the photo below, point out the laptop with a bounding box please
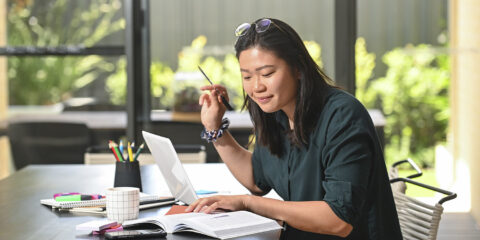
[142,131,199,205]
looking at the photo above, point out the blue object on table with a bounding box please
[195,190,218,195]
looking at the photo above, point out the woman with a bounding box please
[186,18,402,239]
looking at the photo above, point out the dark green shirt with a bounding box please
[252,88,402,239]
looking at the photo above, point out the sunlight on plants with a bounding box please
[356,41,450,168]
[7,0,123,105]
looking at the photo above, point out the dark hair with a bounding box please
[235,18,334,157]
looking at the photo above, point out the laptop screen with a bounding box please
[142,131,199,205]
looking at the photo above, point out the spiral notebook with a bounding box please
[40,194,174,209]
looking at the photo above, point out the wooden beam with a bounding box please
[449,0,480,222]
[0,0,12,179]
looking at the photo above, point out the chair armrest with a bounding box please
[389,177,457,204]
[391,158,423,179]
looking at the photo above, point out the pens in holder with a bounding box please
[127,141,134,162]
[109,141,120,162]
[119,140,127,161]
[198,66,234,111]
[133,143,144,161]
[119,140,124,155]
[109,141,125,162]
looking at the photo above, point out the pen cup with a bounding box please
[113,161,142,192]
[106,187,140,223]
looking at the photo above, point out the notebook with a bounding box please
[40,194,173,209]
[142,131,199,205]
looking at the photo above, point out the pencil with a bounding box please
[108,141,120,162]
[119,140,124,154]
[111,141,125,162]
[133,143,144,161]
[198,66,234,111]
[119,140,126,161]
[127,141,134,162]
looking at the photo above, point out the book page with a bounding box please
[181,211,281,239]
[123,212,208,233]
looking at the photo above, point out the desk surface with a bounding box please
[0,164,281,240]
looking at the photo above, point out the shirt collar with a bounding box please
[274,111,290,130]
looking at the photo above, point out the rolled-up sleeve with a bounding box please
[321,106,374,225]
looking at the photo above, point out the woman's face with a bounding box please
[239,46,298,115]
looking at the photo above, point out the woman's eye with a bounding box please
[243,76,252,81]
[263,72,274,77]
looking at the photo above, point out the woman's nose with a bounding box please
[253,76,266,92]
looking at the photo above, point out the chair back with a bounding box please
[7,121,90,170]
[390,178,457,240]
[389,158,423,193]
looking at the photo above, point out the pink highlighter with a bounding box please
[92,225,123,235]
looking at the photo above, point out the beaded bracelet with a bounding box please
[200,118,230,143]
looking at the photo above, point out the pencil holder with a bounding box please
[114,161,142,192]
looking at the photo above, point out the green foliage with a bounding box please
[106,35,324,112]
[357,42,450,168]
[105,58,175,109]
[355,37,376,108]
[7,0,124,105]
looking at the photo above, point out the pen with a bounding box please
[55,194,104,201]
[198,66,234,111]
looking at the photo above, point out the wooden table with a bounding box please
[0,164,281,240]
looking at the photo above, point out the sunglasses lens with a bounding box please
[235,23,251,37]
[256,19,271,33]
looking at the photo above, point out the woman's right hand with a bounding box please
[199,84,229,131]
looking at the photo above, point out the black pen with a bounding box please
[198,66,234,111]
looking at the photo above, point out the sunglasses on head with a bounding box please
[235,18,273,37]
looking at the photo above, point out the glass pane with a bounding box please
[147,0,333,112]
[6,0,125,111]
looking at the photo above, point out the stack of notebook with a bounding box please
[40,194,176,214]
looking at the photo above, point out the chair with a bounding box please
[7,121,91,170]
[390,177,457,240]
[389,158,423,193]
[143,120,217,163]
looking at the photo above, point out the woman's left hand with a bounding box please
[184,195,250,214]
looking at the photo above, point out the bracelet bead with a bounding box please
[200,118,230,143]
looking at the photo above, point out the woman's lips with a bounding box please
[255,95,273,104]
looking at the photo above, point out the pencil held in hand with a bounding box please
[198,66,234,110]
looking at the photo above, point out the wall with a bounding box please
[449,0,480,222]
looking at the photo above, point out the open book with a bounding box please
[123,210,282,239]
